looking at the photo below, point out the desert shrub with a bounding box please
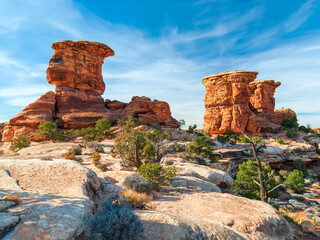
[232,160,280,200]
[91,152,101,165]
[153,99,158,102]
[115,118,146,168]
[10,135,30,151]
[284,170,306,193]
[217,130,239,145]
[137,163,176,189]
[86,141,100,151]
[86,194,143,240]
[286,128,298,139]
[65,150,76,160]
[303,136,310,142]
[298,124,312,133]
[123,173,153,194]
[170,141,186,152]
[122,189,152,209]
[252,136,262,144]
[179,119,186,129]
[143,129,169,164]
[276,138,284,144]
[279,170,289,180]
[98,146,105,153]
[185,136,216,165]
[293,159,308,177]
[3,195,20,205]
[281,116,298,129]
[71,146,82,155]
[187,124,197,133]
[111,153,117,158]
[75,118,113,142]
[240,136,250,143]
[38,122,65,141]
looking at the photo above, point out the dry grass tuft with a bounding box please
[122,189,152,209]
[4,195,20,205]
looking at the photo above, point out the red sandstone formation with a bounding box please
[1,40,179,142]
[273,108,297,124]
[202,70,296,134]
[106,96,180,128]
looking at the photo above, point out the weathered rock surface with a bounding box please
[202,70,296,134]
[175,162,233,188]
[47,40,114,95]
[0,159,101,199]
[137,210,250,240]
[106,96,180,128]
[2,91,56,142]
[171,176,222,193]
[273,108,297,124]
[0,212,20,239]
[2,40,179,141]
[151,192,293,240]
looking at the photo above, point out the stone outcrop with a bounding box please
[203,70,296,134]
[2,40,179,141]
[273,108,297,124]
[106,96,180,128]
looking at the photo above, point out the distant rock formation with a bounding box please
[1,40,179,142]
[202,70,295,134]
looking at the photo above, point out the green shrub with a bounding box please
[284,170,305,193]
[86,194,143,240]
[137,163,176,189]
[232,160,280,200]
[293,159,308,177]
[240,136,249,143]
[276,138,284,144]
[91,152,101,166]
[185,136,216,165]
[10,135,30,151]
[65,150,76,160]
[75,118,113,142]
[286,128,298,139]
[98,146,105,153]
[298,125,312,133]
[252,136,262,144]
[217,130,239,145]
[170,141,186,152]
[179,119,185,129]
[281,116,298,129]
[303,136,310,142]
[143,129,169,163]
[123,173,153,194]
[38,122,65,141]
[187,124,197,133]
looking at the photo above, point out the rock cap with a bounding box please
[202,70,258,83]
[51,40,114,58]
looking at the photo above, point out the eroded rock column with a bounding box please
[202,70,258,134]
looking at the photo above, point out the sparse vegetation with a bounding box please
[298,124,312,133]
[122,189,152,209]
[75,118,113,142]
[184,136,216,165]
[232,160,280,200]
[284,170,306,193]
[179,119,185,129]
[111,153,117,158]
[276,138,284,144]
[86,194,143,240]
[286,128,298,139]
[252,136,262,144]
[187,124,197,133]
[91,152,101,165]
[98,146,105,153]
[3,195,20,205]
[217,130,239,145]
[303,136,310,142]
[240,136,250,143]
[143,129,169,164]
[281,116,298,129]
[38,122,65,141]
[10,134,30,151]
[293,159,308,177]
[65,150,76,160]
[137,163,176,189]
[123,173,153,194]
[71,146,82,155]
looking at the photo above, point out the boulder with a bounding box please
[150,192,293,240]
[137,210,250,240]
[0,213,20,239]
[273,108,296,124]
[171,176,222,193]
[175,163,233,188]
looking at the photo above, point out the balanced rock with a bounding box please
[203,70,296,134]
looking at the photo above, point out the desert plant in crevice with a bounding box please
[75,118,113,142]
[86,194,143,240]
[184,136,216,165]
[38,121,65,141]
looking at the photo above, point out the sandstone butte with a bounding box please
[1,40,179,142]
[202,70,296,134]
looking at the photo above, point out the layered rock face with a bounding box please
[2,40,179,142]
[203,70,295,134]
[106,96,180,128]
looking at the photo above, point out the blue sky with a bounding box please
[0,0,320,127]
